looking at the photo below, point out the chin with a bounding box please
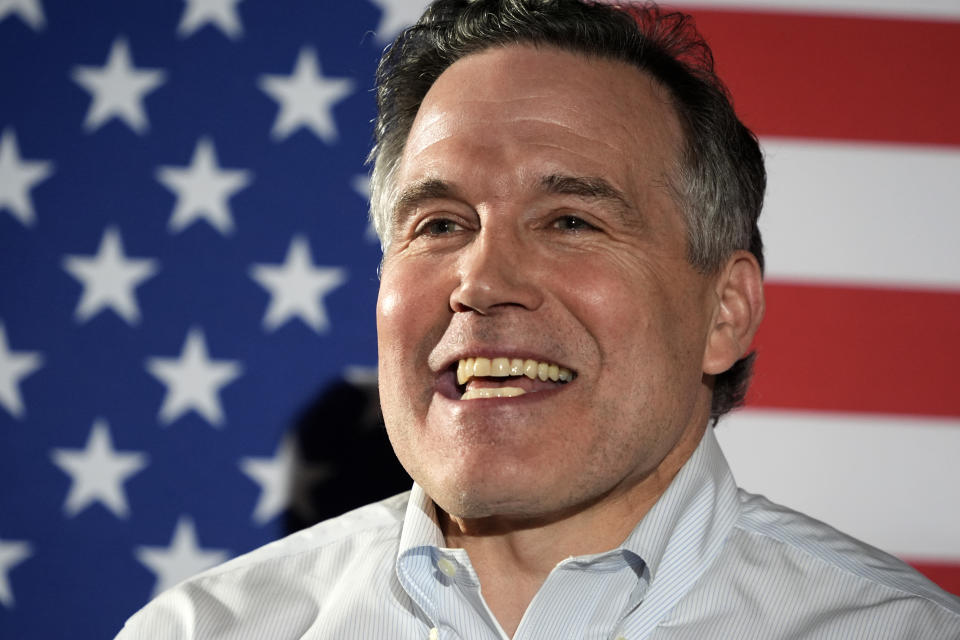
[431,470,586,522]
[420,468,531,519]
[442,494,545,521]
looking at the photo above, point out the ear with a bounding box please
[702,250,765,375]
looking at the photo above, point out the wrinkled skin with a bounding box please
[377,45,754,526]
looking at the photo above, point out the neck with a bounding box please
[437,422,706,637]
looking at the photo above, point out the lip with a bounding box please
[433,363,577,401]
[433,376,574,405]
[429,343,579,404]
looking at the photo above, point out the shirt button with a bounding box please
[437,556,457,577]
[428,627,439,640]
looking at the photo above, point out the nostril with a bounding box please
[449,254,545,315]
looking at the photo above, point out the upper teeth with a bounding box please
[457,357,573,385]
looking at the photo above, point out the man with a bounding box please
[117,1,960,638]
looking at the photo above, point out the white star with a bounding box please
[176,0,243,39]
[145,328,242,427]
[0,322,43,420]
[155,137,252,235]
[343,365,378,387]
[240,436,329,524]
[50,418,148,518]
[0,539,32,608]
[249,235,347,333]
[135,516,229,597]
[368,0,429,44]
[344,364,384,430]
[240,437,295,525]
[62,226,159,325]
[258,48,354,143]
[0,128,54,227]
[351,174,378,242]
[0,0,45,31]
[71,37,167,134]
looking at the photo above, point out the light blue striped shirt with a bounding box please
[116,427,960,639]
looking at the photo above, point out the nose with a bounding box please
[449,226,543,315]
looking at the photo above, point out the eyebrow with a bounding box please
[389,174,638,229]
[541,174,640,227]
[541,174,631,207]
[390,178,454,231]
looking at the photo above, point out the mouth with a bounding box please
[444,356,577,400]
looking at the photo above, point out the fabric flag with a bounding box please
[674,0,960,597]
[0,1,956,638]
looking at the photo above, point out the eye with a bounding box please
[415,218,463,236]
[552,215,597,232]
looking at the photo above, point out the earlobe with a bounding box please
[702,250,765,375]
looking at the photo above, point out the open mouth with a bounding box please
[453,356,576,400]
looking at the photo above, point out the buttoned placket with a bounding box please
[408,547,650,640]
[398,429,739,640]
[511,551,648,640]
[399,546,507,640]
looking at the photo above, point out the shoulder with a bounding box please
[197,490,408,580]
[115,492,411,640]
[714,489,960,636]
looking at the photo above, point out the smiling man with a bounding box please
[374,35,763,635]
[117,1,960,638]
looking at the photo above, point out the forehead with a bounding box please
[398,44,684,192]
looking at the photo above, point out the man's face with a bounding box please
[377,45,723,520]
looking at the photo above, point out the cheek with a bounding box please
[375,284,406,371]
[567,262,706,395]
[376,279,404,323]
[559,263,656,358]
[376,262,434,349]
[376,262,450,407]
[376,272,419,420]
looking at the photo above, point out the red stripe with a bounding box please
[677,7,960,146]
[907,561,960,596]
[745,283,960,417]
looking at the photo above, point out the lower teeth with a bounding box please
[461,387,526,400]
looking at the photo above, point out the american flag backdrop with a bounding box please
[0,0,957,638]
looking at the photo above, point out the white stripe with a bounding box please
[759,138,960,290]
[716,408,960,561]
[667,0,960,21]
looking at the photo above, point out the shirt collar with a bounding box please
[395,425,740,627]
[618,425,740,583]
[398,482,445,557]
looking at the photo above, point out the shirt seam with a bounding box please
[186,514,404,586]
[732,522,960,619]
